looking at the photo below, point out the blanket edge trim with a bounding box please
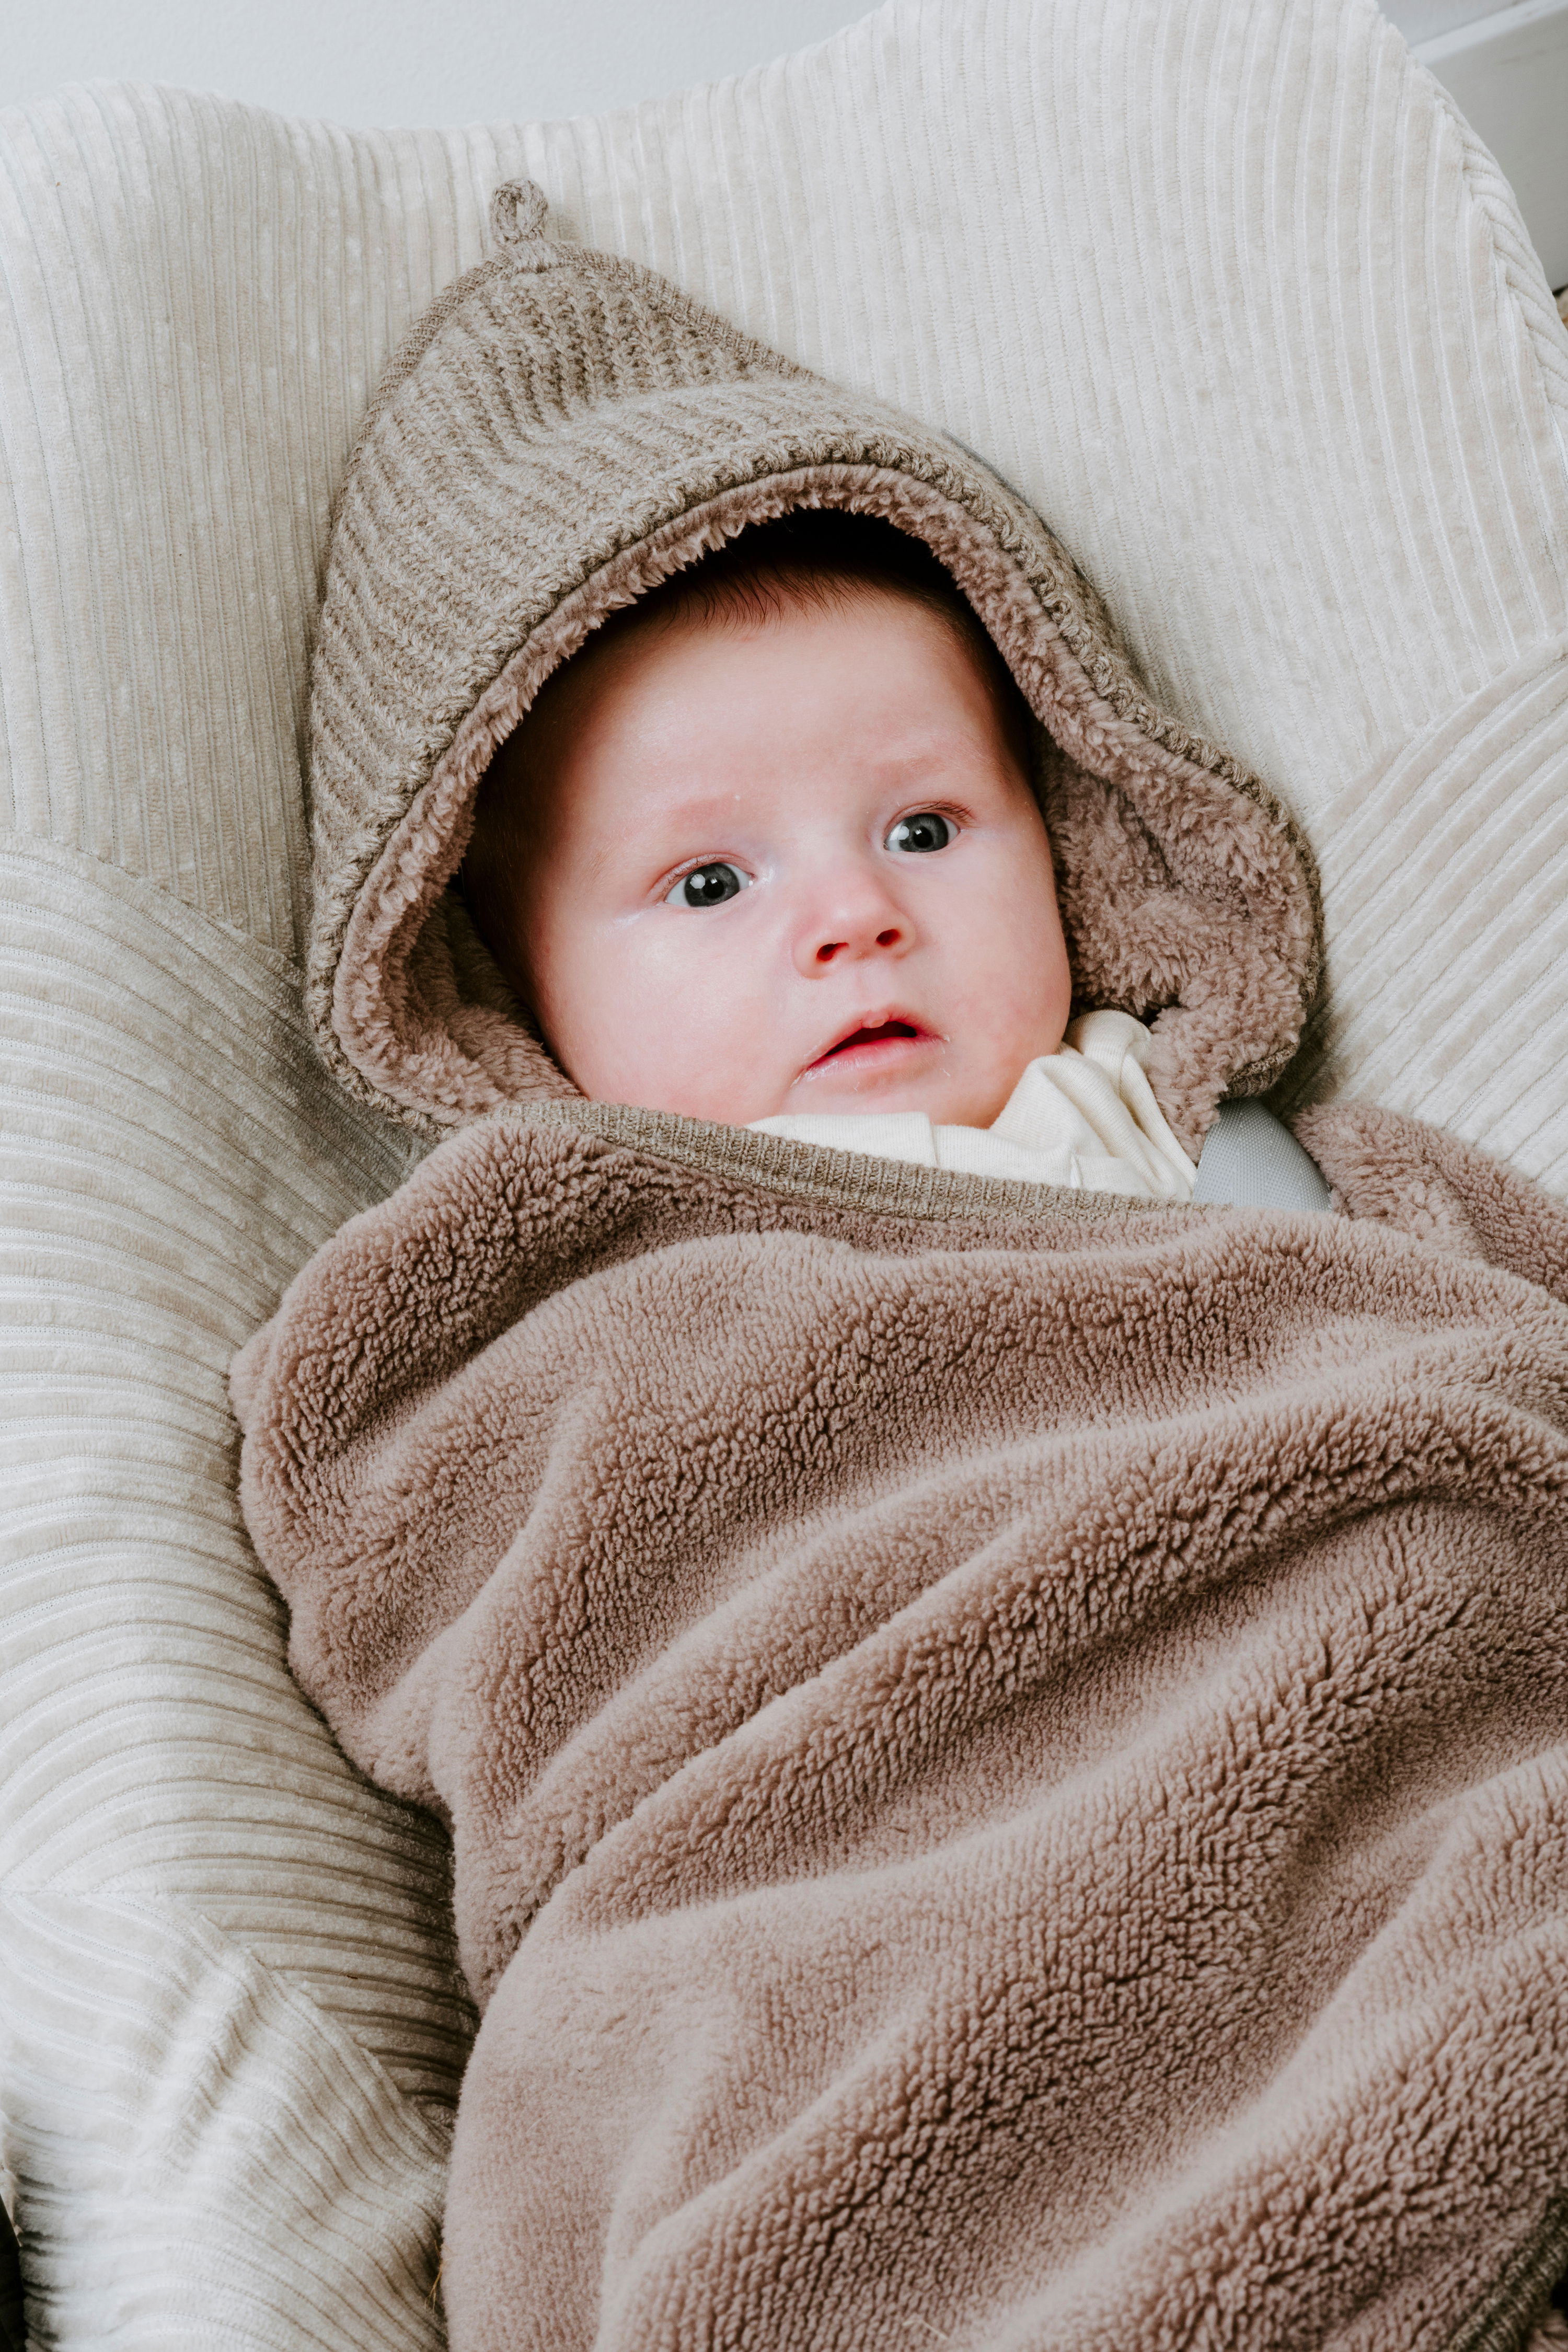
[500,1099,1192,1223]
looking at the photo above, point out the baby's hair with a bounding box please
[640,507,977,628]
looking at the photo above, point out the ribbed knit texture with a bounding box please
[2,3,1567,2339]
[0,837,467,2347]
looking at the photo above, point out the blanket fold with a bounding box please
[233,1100,1568,2352]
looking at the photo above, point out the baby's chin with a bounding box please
[776,1057,1018,1131]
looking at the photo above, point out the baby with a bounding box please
[460,511,1200,1203]
[244,184,1568,2352]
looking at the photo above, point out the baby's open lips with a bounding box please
[805,1014,937,1075]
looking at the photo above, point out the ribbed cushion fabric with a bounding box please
[0,837,463,2347]
[2,3,1566,2342]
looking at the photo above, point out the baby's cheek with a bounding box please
[593,925,780,1122]
[997,858,1072,1012]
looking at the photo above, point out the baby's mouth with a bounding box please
[805,1017,934,1075]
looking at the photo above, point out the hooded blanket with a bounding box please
[235,186,1568,2348]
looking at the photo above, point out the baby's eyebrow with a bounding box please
[596,733,1002,871]
[616,788,759,845]
[580,801,743,888]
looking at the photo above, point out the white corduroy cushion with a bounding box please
[3,2,1567,2341]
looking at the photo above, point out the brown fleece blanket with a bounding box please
[232,1099,1568,2352]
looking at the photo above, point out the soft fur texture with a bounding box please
[233,1099,1568,2352]
[307,182,1321,1156]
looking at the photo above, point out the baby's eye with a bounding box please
[666,861,750,908]
[885,811,953,855]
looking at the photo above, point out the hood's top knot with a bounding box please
[490,180,551,247]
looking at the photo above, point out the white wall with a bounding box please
[2,0,1563,283]
[0,0,1508,127]
[1389,0,1512,38]
[0,0,879,126]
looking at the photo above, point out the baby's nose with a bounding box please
[815,923,904,966]
[794,868,911,975]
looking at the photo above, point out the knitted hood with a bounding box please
[306,181,1321,1153]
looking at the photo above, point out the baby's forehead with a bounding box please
[619,585,1012,734]
[568,564,1024,733]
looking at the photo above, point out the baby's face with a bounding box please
[480,587,1072,1129]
